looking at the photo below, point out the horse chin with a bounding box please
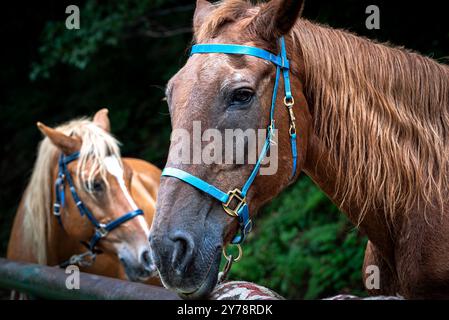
[123,268,155,283]
[177,248,222,300]
[129,274,150,282]
[120,258,157,283]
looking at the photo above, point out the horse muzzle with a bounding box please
[118,245,158,282]
[150,231,222,298]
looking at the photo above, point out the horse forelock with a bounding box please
[67,119,122,192]
[195,0,258,43]
[22,117,122,264]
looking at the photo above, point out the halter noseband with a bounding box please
[53,151,144,252]
[162,37,297,245]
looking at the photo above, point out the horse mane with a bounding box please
[23,118,122,264]
[292,20,449,223]
[196,0,449,223]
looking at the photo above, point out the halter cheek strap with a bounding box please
[162,37,298,245]
[53,152,144,251]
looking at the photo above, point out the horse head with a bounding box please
[38,109,157,282]
[150,0,310,298]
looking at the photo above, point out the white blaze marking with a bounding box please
[104,156,150,237]
[104,156,138,210]
[137,215,150,238]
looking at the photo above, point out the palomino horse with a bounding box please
[7,109,161,287]
[150,0,449,299]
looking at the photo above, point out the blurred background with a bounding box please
[0,0,447,299]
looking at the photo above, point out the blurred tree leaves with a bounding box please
[30,0,169,80]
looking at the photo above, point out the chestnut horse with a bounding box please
[7,109,161,288]
[150,0,449,299]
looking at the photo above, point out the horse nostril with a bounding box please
[141,249,151,265]
[170,231,195,276]
[140,249,155,272]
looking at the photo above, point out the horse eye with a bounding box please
[86,180,104,193]
[93,181,104,192]
[229,88,254,107]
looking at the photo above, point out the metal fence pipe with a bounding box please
[0,257,180,300]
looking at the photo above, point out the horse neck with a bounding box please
[303,134,396,261]
[288,20,449,259]
[47,215,86,266]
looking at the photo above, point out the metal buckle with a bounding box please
[53,203,61,216]
[218,244,243,283]
[97,224,109,238]
[222,244,243,263]
[284,96,295,107]
[284,96,296,136]
[222,188,246,217]
[289,123,297,136]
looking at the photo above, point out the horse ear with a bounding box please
[193,0,215,35]
[37,122,81,155]
[93,108,111,132]
[251,0,304,41]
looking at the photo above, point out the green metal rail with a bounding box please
[0,258,179,300]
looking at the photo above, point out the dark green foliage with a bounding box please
[1,0,447,299]
[30,0,169,80]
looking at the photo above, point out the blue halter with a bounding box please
[53,152,144,251]
[162,37,298,245]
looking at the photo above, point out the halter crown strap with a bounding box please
[53,152,81,227]
[279,37,298,177]
[280,38,293,100]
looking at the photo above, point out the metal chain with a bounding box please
[58,251,97,268]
